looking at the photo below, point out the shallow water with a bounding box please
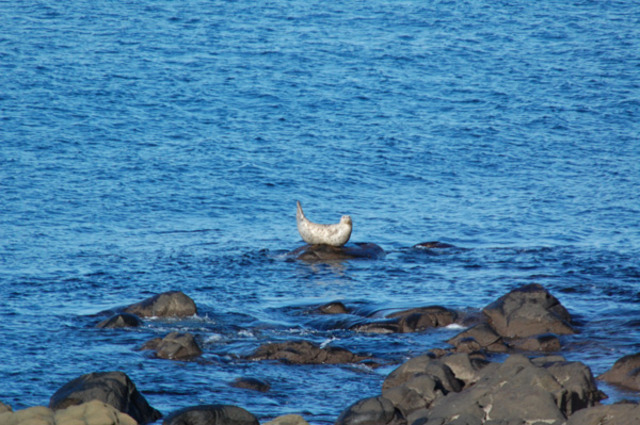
[1,0,639,423]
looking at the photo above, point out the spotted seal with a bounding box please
[296,201,352,246]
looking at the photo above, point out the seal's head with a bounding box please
[340,215,352,225]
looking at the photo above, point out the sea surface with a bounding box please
[1,0,639,423]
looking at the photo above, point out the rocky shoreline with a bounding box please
[2,244,640,425]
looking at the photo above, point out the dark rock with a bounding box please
[163,404,258,425]
[382,374,445,419]
[290,243,385,262]
[565,402,640,425]
[388,306,456,333]
[423,355,603,425]
[49,371,162,424]
[318,302,350,314]
[247,340,368,365]
[597,352,640,390]
[335,396,404,425]
[230,377,271,393]
[482,284,574,338]
[141,332,202,360]
[447,323,507,353]
[96,313,142,329]
[510,333,561,352]
[382,355,463,394]
[413,242,456,249]
[124,291,197,318]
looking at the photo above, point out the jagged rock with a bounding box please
[0,401,137,425]
[335,396,404,425]
[123,291,197,318]
[417,355,603,425]
[230,377,271,393]
[289,243,385,262]
[482,283,574,338]
[49,371,161,424]
[598,353,640,390]
[163,405,258,425]
[141,332,202,360]
[247,340,368,365]
[96,313,142,329]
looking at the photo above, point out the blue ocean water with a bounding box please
[0,0,639,423]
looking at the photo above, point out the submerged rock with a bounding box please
[289,243,385,262]
[412,242,457,249]
[598,353,640,391]
[247,340,369,365]
[482,283,574,338]
[141,332,202,360]
[230,377,271,393]
[124,291,197,318]
[163,404,258,425]
[317,301,350,315]
[0,400,137,425]
[49,371,162,424]
[96,313,142,329]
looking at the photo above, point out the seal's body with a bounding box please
[296,201,352,246]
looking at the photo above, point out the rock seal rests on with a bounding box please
[296,201,352,246]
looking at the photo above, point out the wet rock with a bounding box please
[388,306,456,333]
[290,243,385,262]
[565,402,640,425]
[420,355,602,425]
[49,371,162,424]
[264,414,309,425]
[482,283,574,338]
[163,405,258,425]
[247,340,368,365]
[96,313,142,329]
[353,306,456,334]
[318,301,350,314]
[141,332,202,360]
[124,291,197,318]
[0,401,137,425]
[335,396,404,425]
[230,377,271,393]
[597,352,640,390]
[351,321,402,334]
[413,242,456,249]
